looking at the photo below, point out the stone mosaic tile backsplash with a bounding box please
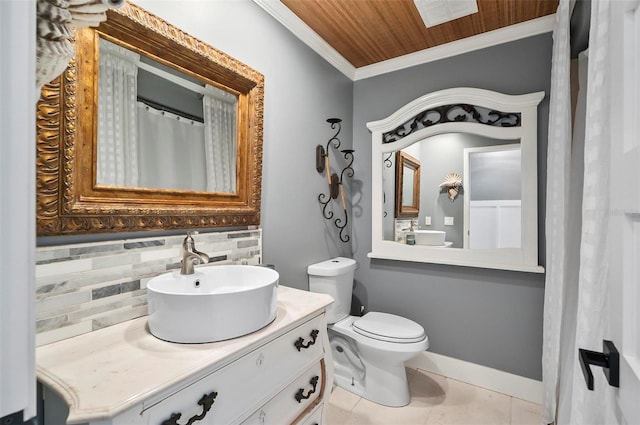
[35,230,262,346]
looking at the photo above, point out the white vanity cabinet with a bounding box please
[144,315,326,425]
[37,287,333,425]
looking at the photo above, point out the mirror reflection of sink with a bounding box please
[146,265,279,343]
[414,230,446,246]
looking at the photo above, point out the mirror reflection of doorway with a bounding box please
[463,144,521,249]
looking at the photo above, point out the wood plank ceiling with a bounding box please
[281,0,559,68]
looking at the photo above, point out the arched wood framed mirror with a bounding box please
[36,2,264,236]
[368,88,544,272]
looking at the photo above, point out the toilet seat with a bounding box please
[353,312,425,343]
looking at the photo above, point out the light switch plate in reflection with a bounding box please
[425,216,431,225]
[444,217,454,226]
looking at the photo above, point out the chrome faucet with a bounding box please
[180,231,210,275]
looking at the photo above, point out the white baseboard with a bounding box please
[406,351,542,404]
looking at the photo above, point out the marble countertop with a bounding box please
[36,286,333,424]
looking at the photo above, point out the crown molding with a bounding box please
[354,14,556,81]
[252,0,356,80]
[253,1,556,82]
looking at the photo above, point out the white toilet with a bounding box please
[307,257,429,407]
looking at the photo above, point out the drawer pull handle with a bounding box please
[161,391,218,425]
[294,329,320,351]
[294,376,319,403]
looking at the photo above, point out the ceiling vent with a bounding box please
[413,0,479,28]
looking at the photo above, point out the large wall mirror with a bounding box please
[36,2,264,235]
[369,88,544,272]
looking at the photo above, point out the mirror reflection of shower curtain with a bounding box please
[203,85,236,193]
[136,103,207,191]
[98,41,236,193]
[97,38,140,187]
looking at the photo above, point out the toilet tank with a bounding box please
[307,257,357,323]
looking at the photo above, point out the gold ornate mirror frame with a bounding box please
[36,3,264,236]
[394,151,420,218]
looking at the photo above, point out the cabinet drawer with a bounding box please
[144,314,326,425]
[299,403,323,425]
[242,361,325,425]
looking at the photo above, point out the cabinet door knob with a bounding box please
[294,376,319,403]
[294,329,320,351]
[161,391,218,425]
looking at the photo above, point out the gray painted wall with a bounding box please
[352,33,552,380]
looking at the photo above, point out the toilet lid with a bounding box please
[352,312,425,343]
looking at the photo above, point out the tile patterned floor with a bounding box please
[326,368,542,425]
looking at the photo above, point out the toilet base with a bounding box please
[329,324,414,407]
[333,372,366,399]
[361,359,410,407]
[332,357,411,407]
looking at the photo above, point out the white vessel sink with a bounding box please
[146,265,279,343]
[414,230,446,246]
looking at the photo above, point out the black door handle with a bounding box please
[579,340,619,391]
